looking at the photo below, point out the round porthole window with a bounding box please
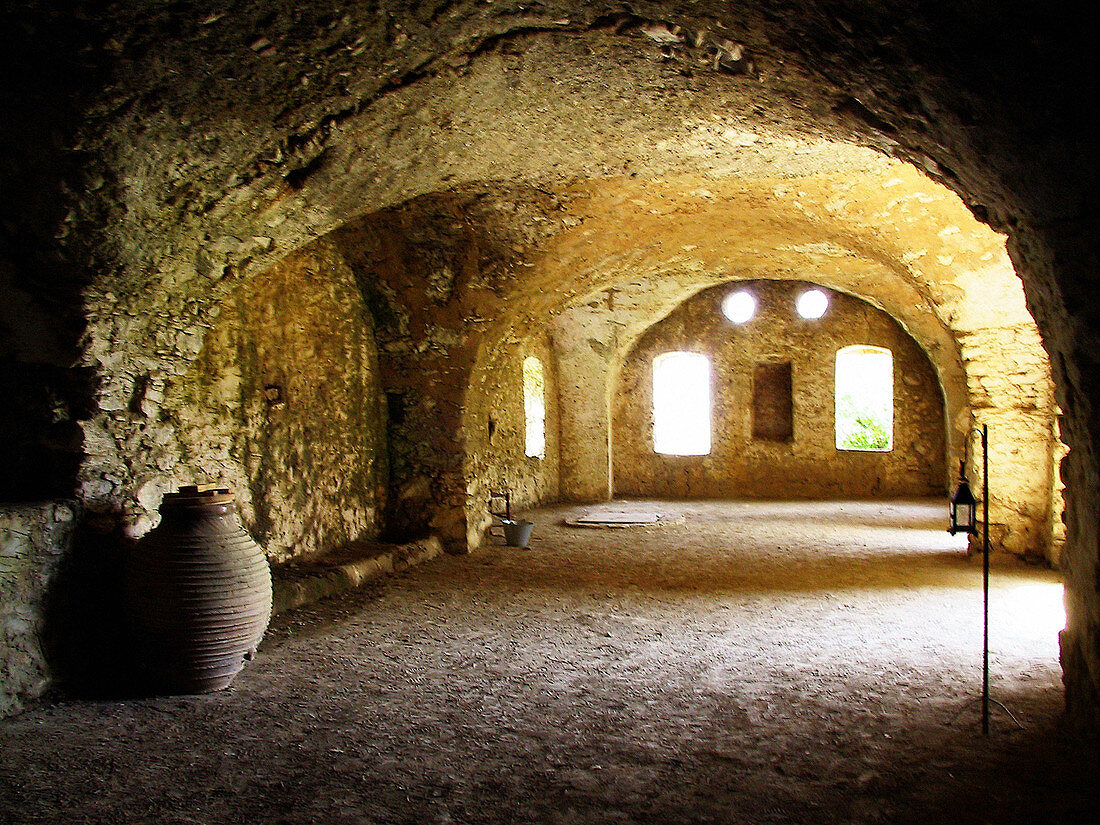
[796,288,829,319]
[722,290,756,324]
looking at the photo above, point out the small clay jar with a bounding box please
[125,486,272,693]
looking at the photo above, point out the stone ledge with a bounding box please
[271,536,443,616]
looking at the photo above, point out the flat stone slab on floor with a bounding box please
[565,500,674,527]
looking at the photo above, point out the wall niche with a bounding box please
[752,361,794,442]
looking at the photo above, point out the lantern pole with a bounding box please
[980,423,989,735]
[949,424,991,735]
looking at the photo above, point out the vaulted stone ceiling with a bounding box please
[2,3,1098,725]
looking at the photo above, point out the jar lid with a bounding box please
[163,485,236,507]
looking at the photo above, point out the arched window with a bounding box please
[653,352,712,455]
[835,345,893,451]
[523,356,545,458]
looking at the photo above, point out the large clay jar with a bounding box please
[125,486,272,693]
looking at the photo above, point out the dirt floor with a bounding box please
[2,499,1096,824]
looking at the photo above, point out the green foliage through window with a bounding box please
[835,347,893,451]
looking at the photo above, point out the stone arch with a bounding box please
[69,31,1056,557]
[1,6,1097,724]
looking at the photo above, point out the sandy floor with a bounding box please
[2,499,1095,824]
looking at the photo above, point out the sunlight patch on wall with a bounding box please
[1007,583,1066,636]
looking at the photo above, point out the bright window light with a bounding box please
[653,352,711,455]
[797,288,829,319]
[722,290,756,324]
[523,356,545,458]
[835,346,893,451]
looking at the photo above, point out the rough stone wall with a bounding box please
[0,1,1095,725]
[553,298,618,502]
[464,330,561,549]
[333,197,501,549]
[0,502,77,717]
[61,20,1052,549]
[0,259,90,502]
[329,188,567,551]
[613,281,946,500]
[164,241,387,562]
[1012,221,1100,728]
[960,325,1061,562]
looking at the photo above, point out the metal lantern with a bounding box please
[949,461,978,536]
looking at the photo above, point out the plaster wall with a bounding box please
[613,281,946,500]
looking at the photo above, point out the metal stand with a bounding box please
[489,490,511,521]
[979,423,989,736]
[949,424,1001,735]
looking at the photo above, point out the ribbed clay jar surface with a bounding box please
[125,486,273,693]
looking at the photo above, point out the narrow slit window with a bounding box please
[835,345,893,451]
[523,356,545,458]
[653,352,711,455]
